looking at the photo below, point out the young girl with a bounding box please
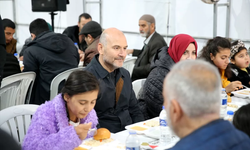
[23,70,99,150]
[199,36,243,93]
[228,40,250,87]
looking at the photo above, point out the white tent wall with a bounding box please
[0,0,250,54]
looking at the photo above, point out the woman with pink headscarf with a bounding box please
[139,34,198,119]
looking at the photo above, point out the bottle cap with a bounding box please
[162,106,165,109]
[74,42,78,45]
[14,53,18,56]
[221,88,226,92]
[227,110,234,115]
[129,130,137,135]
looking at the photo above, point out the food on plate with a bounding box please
[237,90,250,95]
[227,103,238,108]
[143,120,159,127]
[74,147,88,150]
[141,142,149,146]
[130,126,147,131]
[84,128,114,147]
[227,96,231,103]
[93,128,111,141]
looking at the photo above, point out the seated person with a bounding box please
[22,70,99,150]
[228,40,250,87]
[3,53,20,78]
[78,21,102,66]
[199,37,243,93]
[233,103,250,137]
[63,13,92,51]
[164,60,250,150]
[0,128,21,150]
[139,34,197,119]
[85,28,144,133]
[2,18,16,54]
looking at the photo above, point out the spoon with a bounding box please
[88,128,97,136]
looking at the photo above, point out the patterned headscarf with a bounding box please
[230,40,245,58]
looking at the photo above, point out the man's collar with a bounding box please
[144,31,155,45]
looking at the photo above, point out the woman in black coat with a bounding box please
[138,34,198,119]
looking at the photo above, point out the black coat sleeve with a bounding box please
[0,15,6,86]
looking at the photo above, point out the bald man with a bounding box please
[85,28,144,133]
[127,14,167,81]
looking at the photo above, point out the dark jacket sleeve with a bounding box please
[129,81,145,123]
[132,41,163,79]
[23,48,39,73]
[132,49,141,56]
[0,15,6,86]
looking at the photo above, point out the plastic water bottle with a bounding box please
[226,110,234,122]
[74,42,79,49]
[159,106,171,146]
[220,88,227,118]
[126,131,140,150]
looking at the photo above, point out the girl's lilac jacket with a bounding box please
[22,94,98,150]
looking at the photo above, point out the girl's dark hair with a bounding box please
[198,36,231,78]
[233,104,250,137]
[230,40,247,60]
[61,70,99,97]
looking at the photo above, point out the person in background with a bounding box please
[2,18,16,54]
[85,28,144,133]
[63,13,92,51]
[78,21,102,66]
[0,15,6,86]
[2,52,20,78]
[233,103,250,137]
[163,60,250,150]
[199,36,243,93]
[23,18,79,105]
[127,14,167,81]
[22,70,99,150]
[139,34,197,119]
[228,40,250,87]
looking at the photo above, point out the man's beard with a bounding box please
[140,29,150,37]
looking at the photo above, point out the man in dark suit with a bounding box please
[127,14,167,81]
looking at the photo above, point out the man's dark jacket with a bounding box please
[131,32,167,81]
[85,55,144,133]
[23,31,79,105]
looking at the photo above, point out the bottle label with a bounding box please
[126,147,140,150]
[160,119,167,126]
[222,98,227,105]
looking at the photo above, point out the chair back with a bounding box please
[0,72,36,110]
[0,104,39,143]
[50,67,85,100]
[132,78,146,98]
[123,56,137,76]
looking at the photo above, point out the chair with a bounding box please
[132,78,146,98]
[123,56,137,76]
[0,72,36,110]
[0,104,39,143]
[50,67,85,100]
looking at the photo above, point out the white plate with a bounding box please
[144,126,161,139]
[79,138,125,150]
[125,123,150,134]
[232,89,250,99]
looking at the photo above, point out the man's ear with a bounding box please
[171,99,183,123]
[31,33,36,40]
[98,43,104,54]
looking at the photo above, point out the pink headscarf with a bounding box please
[168,34,198,63]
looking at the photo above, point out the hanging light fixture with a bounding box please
[201,0,220,4]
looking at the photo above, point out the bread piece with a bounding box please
[93,128,111,140]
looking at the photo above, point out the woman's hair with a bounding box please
[61,70,99,97]
[233,104,250,137]
[198,36,231,78]
[230,40,247,60]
